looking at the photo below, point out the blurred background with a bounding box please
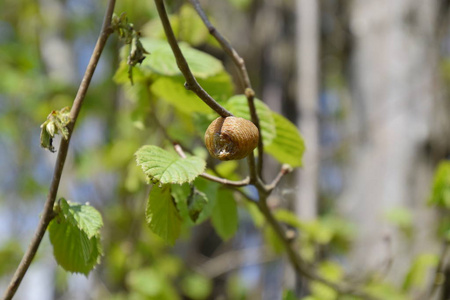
[1,0,449,299]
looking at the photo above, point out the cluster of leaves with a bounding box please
[39,107,71,152]
[30,3,448,299]
[108,4,306,250]
[112,13,149,84]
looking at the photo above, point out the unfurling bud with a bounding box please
[204,116,259,161]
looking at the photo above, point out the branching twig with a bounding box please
[188,0,264,178]
[1,1,116,299]
[154,0,233,118]
[173,143,250,187]
[157,1,374,298]
[265,164,293,192]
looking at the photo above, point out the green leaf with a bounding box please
[151,77,212,114]
[48,200,103,275]
[283,290,297,300]
[151,72,233,115]
[178,5,210,46]
[139,38,223,78]
[193,177,219,224]
[146,185,182,245]
[181,273,212,300]
[429,160,450,208]
[171,183,209,224]
[211,189,238,240]
[126,268,164,297]
[275,209,303,228]
[58,198,103,239]
[188,190,208,223]
[384,207,413,237]
[224,95,276,145]
[135,145,206,185]
[402,254,439,291]
[265,112,305,167]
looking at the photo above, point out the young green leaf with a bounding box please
[48,199,103,275]
[58,198,103,238]
[211,189,238,240]
[151,77,213,114]
[151,72,233,115]
[187,190,208,223]
[146,184,182,245]
[135,145,206,185]
[429,160,450,208]
[139,38,223,78]
[402,254,439,291]
[265,112,305,167]
[224,95,276,145]
[171,183,209,223]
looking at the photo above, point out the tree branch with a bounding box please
[256,195,377,299]
[157,2,373,298]
[2,1,116,299]
[153,0,233,118]
[188,0,264,178]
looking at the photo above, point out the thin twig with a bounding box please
[154,0,233,118]
[194,246,276,278]
[2,1,116,299]
[200,173,250,187]
[265,164,293,192]
[188,0,264,178]
[173,143,250,187]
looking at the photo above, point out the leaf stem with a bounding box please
[153,0,233,118]
[173,143,250,187]
[188,0,264,178]
[2,1,116,299]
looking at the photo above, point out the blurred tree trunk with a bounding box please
[295,0,320,221]
[341,0,440,279]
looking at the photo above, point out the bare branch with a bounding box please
[2,1,116,299]
[265,164,293,192]
[153,0,233,118]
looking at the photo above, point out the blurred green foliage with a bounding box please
[1,0,448,299]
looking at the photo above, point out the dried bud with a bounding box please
[204,116,259,161]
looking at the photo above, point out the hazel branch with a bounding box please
[188,0,264,178]
[2,1,116,299]
[153,0,233,118]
